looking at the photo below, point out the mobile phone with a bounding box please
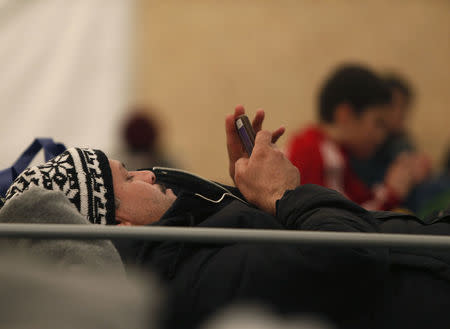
[235,114,256,156]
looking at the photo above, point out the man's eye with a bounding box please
[126,175,134,181]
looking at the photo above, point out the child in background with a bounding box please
[286,64,419,210]
[350,74,430,188]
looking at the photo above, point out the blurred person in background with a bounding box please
[116,106,176,171]
[350,73,431,191]
[286,64,423,211]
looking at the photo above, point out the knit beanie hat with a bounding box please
[5,148,116,225]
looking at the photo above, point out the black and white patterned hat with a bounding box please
[5,148,116,225]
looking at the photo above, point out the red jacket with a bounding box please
[286,126,400,210]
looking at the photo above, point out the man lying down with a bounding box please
[1,106,449,329]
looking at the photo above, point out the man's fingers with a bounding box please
[227,106,285,166]
[252,109,265,132]
[225,113,236,136]
[234,104,245,119]
[271,126,285,143]
[225,114,240,147]
[227,104,246,153]
[225,113,244,162]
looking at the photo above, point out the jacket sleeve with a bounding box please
[276,184,388,272]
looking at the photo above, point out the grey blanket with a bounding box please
[0,187,125,274]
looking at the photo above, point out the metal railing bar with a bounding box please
[0,223,449,249]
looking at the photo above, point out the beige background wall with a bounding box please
[132,0,450,184]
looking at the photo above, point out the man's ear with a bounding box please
[334,103,355,125]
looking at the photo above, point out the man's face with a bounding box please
[109,160,177,226]
[344,105,389,159]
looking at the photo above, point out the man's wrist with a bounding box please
[274,188,295,216]
[251,192,280,216]
[265,188,294,216]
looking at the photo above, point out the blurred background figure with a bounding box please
[384,73,414,138]
[285,64,418,211]
[350,73,431,189]
[116,106,177,170]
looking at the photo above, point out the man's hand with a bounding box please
[225,105,285,183]
[234,130,300,215]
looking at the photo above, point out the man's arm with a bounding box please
[276,184,380,233]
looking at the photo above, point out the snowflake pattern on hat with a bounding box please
[5,148,115,225]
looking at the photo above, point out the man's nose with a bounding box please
[134,170,156,184]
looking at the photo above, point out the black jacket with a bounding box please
[116,168,450,329]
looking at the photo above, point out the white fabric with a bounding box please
[0,0,132,168]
